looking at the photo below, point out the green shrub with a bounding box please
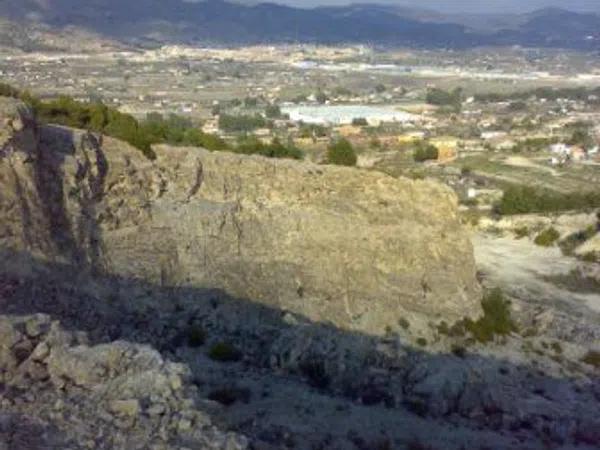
[437,321,450,335]
[0,83,23,99]
[551,342,563,354]
[451,345,467,358]
[413,140,439,162]
[299,359,330,389]
[534,227,560,247]
[464,288,516,343]
[426,87,462,111]
[299,124,327,139]
[581,350,600,368]
[208,386,251,406]
[186,326,206,348]
[582,252,599,263]
[326,138,357,166]
[398,318,411,330]
[351,117,368,126]
[416,338,428,347]
[559,226,597,256]
[498,185,600,215]
[208,342,242,362]
[218,113,267,133]
[235,136,302,160]
[514,226,530,239]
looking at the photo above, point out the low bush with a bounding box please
[451,345,467,358]
[463,288,516,343]
[559,226,597,255]
[208,386,251,406]
[581,350,600,368]
[208,342,242,362]
[235,136,302,160]
[582,252,599,263]
[398,318,411,330]
[413,140,439,162]
[498,185,600,215]
[326,138,357,166]
[514,226,530,239]
[351,117,368,126]
[186,325,206,348]
[218,113,267,133]
[299,359,330,389]
[1,83,304,161]
[534,227,560,247]
[551,342,563,354]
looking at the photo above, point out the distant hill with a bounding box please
[1,0,599,50]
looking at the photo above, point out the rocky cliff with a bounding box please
[0,97,481,335]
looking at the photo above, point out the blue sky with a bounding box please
[265,1,600,13]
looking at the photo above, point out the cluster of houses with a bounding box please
[548,143,599,165]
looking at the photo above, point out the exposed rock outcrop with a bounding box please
[0,97,480,335]
[0,314,248,450]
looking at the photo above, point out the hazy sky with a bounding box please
[266,0,600,13]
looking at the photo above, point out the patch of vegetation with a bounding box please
[413,140,439,163]
[265,104,283,119]
[31,95,157,159]
[510,137,555,153]
[186,325,206,348]
[218,113,268,133]
[0,82,22,99]
[551,342,563,354]
[141,112,229,151]
[352,117,368,126]
[544,269,600,294]
[497,185,600,215]
[462,288,517,343]
[437,320,467,338]
[2,83,307,161]
[514,226,530,239]
[581,350,600,368]
[299,359,331,389]
[534,227,560,247]
[559,225,597,256]
[475,86,600,104]
[0,83,236,159]
[416,338,428,347]
[436,321,450,335]
[451,345,467,358]
[326,138,357,166]
[426,87,462,111]
[406,439,435,450]
[404,398,428,417]
[235,135,303,160]
[208,342,242,362]
[398,318,411,330]
[208,386,251,406]
[582,251,599,263]
[298,123,327,139]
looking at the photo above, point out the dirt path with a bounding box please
[503,156,560,176]
[472,233,600,315]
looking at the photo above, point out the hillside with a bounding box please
[1,1,600,50]
[1,95,600,449]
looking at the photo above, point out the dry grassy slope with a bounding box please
[0,97,481,336]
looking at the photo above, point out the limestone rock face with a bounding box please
[0,98,481,335]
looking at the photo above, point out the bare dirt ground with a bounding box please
[472,233,600,315]
[502,156,560,176]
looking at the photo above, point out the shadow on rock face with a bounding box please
[0,250,599,450]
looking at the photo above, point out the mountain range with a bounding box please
[1,0,600,50]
